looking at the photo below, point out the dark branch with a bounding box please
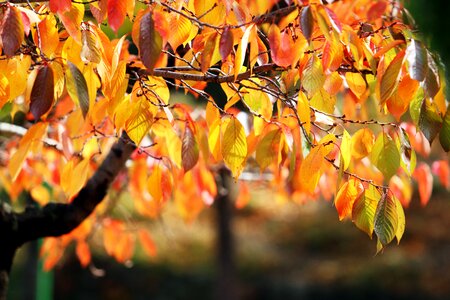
[0,132,136,247]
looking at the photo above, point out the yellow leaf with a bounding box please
[298,92,311,134]
[0,74,10,109]
[208,118,222,161]
[125,99,155,145]
[345,72,367,98]
[31,185,51,206]
[351,128,375,159]
[255,128,282,171]
[62,158,90,199]
[82,64,101,114]
[167,13,194,50]
[165,129,182,168]
[302,54,325,97]
[340,129,352,170]
[8,122,48,181]
[235,25,254,79]
[222,118,247,178]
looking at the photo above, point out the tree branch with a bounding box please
[0,132,136,246]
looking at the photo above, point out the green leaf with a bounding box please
[66,61,90,118]
[370,133,400,181]
[139,12,162,71]
[439,107,450,152]
[374,192,398,246]
[419,98,443,144]
[352,185,379,238]
[181,126,199,172]
[30,66,54,120]
[409,88,424,125]
[380,50,405,105]
[405,39,427,82]
[302,54,325,97]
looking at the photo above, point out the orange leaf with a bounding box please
[138,229,157,258]
[351,128,375,159]
[76,240,91,267]
[413,163,433,206]
[432,160,449,189]
[335,178,364,220]
[380,49,406,104]
[49,0,71,13]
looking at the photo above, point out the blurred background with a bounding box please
[6,1,450,299]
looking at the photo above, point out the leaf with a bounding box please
[432,160,449,189]
[36,15,59,57]
[235,25,253,78]
[423,51,441,98]
[147,165,163,201]
[255,128,282,171]
[405,39,427,82]
[138,229,157,257]
[440,107,450,152]
[139,12,163,71]
[419,98,443,145]
[0,74,10,109]
[340,129,352,170]
[222,118,247,178]
[125,99,155,146]
[301,6,314,41]
[66,62,90,118]
[380,50,406,104]
[208,118,222,161]
[374,192,398,246]
[302,54,325,97]
[398,128,416,176]
[345,72,366,98]
[219,26,234,61]
[413,163,433,206]
[297,92,311,134]
[8,122,48,181]
[167,13,193,50]
[81,27,102,64]
[49,0,71,13]
[58,3,84,42]
[300,138,334,195]
[182,126,199,172]
[268,24,300,68]
[61,158,90,199]
[370,133,400,181]
[30,66,54,121]
[395,196,405,243]
[335,178,363,221]
[0,5,24,57]
[367,1,387,21]
[351,128,374,159]
[107,0,127,32]
[352,185,379,237]
[201,32,218,73]
[76,240,91,267]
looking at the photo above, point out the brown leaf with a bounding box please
[0,6,24,57]
[30,66,55,120]
[139,12,162,72]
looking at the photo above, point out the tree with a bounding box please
[0,0,449,298]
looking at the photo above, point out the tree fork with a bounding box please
[0,132,136,297]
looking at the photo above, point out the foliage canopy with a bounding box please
[0,0,449,269]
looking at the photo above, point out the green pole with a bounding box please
[36,240,53,300]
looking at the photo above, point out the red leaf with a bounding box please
[107,0,127,32]
[432,160,449,189]
[0,5,24,57]
[139,12,162,71]
[413,163,433,206]
[49,0,71,14]
[367,1,388,21]
[219,26,233,61]
[30,66,55,120]
[300,6,314,41]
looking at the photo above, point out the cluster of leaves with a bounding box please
[0,0,448,267]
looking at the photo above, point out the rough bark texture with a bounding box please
[0,133,136,298]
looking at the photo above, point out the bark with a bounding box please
[214,167,237,300]
[0,133,136,298]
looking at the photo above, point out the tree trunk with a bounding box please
[0,245,16,300]
[215,167,237,300]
